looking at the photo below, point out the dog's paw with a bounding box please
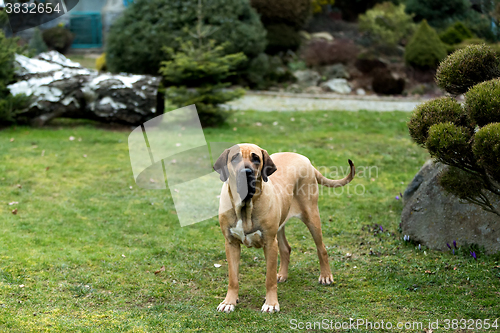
[318,274,334,285]
[277,273,287,283]
[217,301,236,313]
[261,302,280,313]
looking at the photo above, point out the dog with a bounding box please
[213,143,355,313]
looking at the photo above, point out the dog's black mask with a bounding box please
[237,168,256,202]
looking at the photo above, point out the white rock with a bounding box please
[321,79,352,94]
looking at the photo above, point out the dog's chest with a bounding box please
[229,220,262,248]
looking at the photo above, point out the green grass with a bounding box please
[65,54,98,70]
[0,111,499,332]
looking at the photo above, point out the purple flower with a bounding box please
[395,195,400,200]
[470,251,477,260]
[418,244,421,250]
[453,240,457,249]
[380,226,384,232]
[447,243,451,249]
[452,249,455,255]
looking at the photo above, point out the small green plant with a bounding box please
[28,28,48,56]
[42,24,74,54]
[359,2,416,48]
[404,20,447,70]
[0,31,30,125]
[439,21,474,45]
[160,37,246,127]
[408,44,500,216]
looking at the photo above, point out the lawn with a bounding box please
[0,110,499,332]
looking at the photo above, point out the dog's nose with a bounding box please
[240,168,253,176]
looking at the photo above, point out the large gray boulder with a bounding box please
[293,70,321,87]
[401,160,500,254]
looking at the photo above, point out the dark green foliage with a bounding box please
[106,0,266,75]
[436,44,500,95]
[473,123,500,179]
[0,31,30,125]
[250,0,312,29]
[407,97,468,146]
[333,0,400,21]
[440,21,473,45]
[159,40,246,127]
[246,53,293,89]
[264,24,302,54]
[0,32,17,99]
[438,166,484,200]
[42,26,74,54]
[404,20,447,69]
[404,0,471,28]
[465,78,500,127]
[0,94,30,125]
[359,2,416,48]
[426,122,473,165]
[250,0,311,54]
[28,28,48,55]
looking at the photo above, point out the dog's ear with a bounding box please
[213,149,230,182]
[261,149,277,182]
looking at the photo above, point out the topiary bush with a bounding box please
[464,78,500,127]
[407,97,469,146]
[404,20,447,70]
[42,25,74,54]
[106,0,266,75]
[436,44,500,95]
[408,44,500,216]
[473,123,500,180]
[359,2,416,48]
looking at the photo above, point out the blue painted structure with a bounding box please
[69,11,103,48]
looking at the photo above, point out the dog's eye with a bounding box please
[231,154,241,163]
[251,153,260,164]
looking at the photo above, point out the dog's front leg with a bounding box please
[262,236,280,313]
[217,239,241,313]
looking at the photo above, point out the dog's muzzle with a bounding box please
[237,168,256,202]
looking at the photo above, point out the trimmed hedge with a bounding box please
[436,44,500,95]
[426,122,472,163]
[407,97,468,146]
[465,78,500,127]
[473,123,500,179]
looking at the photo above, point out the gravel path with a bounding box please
[227,91,432,112]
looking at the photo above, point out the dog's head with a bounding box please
[213,144,277,201]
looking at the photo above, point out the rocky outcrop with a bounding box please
[7,51,162,126]
[401,160,500,254]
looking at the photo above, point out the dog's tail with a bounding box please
[314,159,355,188]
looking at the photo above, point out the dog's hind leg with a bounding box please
[301,208,334,285]
[277,226,291,282]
